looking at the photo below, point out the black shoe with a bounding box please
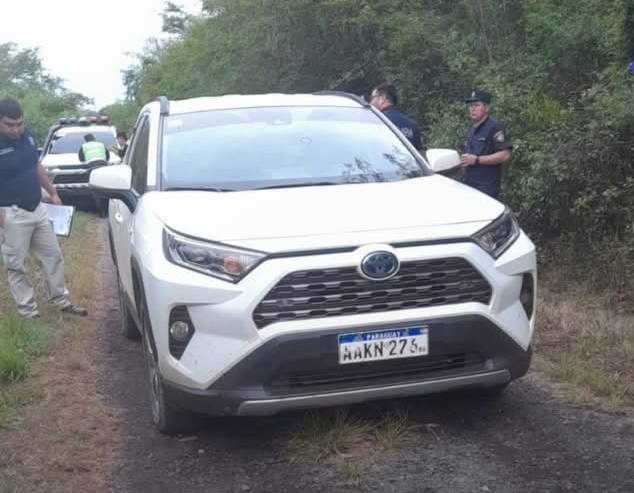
[61,304,88,317]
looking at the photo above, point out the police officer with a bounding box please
[370,83,424,151]
[460,89,512,199]
[0,98,87,319]
[78,133,109,163]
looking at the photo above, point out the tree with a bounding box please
[0,42,90,141]
[121,0,634,288]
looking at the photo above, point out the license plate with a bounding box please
[338,327,429,364]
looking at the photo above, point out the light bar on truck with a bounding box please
[57,115,110,126]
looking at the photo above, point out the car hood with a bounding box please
[41,153,120,167]
[145,176,505,251]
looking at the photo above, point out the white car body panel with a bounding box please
[148,175,504,247]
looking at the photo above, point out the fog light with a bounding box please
[520,273,534,319]
[168,306,195,359]
[169,320,191,342]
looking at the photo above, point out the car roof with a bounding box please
[162,93,364,115]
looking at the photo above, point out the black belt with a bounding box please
[13,202,40,212]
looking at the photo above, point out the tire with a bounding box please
[117,271,140,341]
[97,198,109,218]
[140,297,201,435]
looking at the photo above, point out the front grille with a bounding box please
[269,352,484,393]
[253,257,491,329]
[53,173,90,184]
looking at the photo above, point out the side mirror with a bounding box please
[90,164,131,189]
[89,165,137,212]
[426,148,462,173]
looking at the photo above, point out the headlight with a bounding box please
[472,208,520,258]
[164,230,266,282]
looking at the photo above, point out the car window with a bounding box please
[160,106,424,190]
[129,117,150,193]
[47,130,115,154]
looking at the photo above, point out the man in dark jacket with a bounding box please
[0,97,87,319]
[370,83,424,151]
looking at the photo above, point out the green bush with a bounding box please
[0,316,49,383]
[120,0,634,287]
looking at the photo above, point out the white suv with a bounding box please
[90,93,536,434]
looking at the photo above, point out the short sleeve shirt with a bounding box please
[0,128,42,208]
[463,116,512,187]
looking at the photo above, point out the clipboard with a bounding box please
[43,203,75,237]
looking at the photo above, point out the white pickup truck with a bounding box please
[40,116,121,214]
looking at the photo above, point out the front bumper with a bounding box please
[136,222,536,416]
[163,315,532,416]
[46,163,108,193]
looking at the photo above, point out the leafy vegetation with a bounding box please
[119,0,634,293]
[0,43,91,142]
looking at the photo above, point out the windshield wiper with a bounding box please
[254,181,340,190]
[165,186,235,192]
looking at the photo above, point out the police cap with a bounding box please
[465,89,491,104]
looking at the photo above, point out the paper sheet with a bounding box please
[44,203,75,237]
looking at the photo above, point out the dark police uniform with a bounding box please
[463,115,512,199]
[0,128,41,210]
[382,107,423,151]
[0,126,73,318]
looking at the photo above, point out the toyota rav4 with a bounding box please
[89,93,536,434]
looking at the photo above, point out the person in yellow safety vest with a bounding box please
[78,133,110,163]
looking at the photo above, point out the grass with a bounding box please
[0,211,119,493]
[0,386,38,430]
[0,315,49,429]
[373,407,412,449]
[0,315,49,383]
[287,408,375,462]
[286,404,423,486]
[535,274,634,411]
[0,210,91,428]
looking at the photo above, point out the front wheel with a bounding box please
[140,301,200,434]
[97,197,109,218]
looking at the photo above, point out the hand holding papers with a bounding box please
[44,203,75,237]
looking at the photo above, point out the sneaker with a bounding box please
[61,304,88,317]
[24,312,40,320]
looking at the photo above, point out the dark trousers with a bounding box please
[463,179,501,200]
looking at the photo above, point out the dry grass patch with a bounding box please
[0,213,119,493]
[535,275,634,413]
[286,403,428,486]
[373,407,413,450]
[288,408,375,462]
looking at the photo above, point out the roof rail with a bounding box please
[157,96,170,115]
[312,90,369,107]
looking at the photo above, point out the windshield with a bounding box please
[161,106,425,190]
[48,130,116,154]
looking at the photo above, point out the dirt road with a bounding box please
[95,226,634,493]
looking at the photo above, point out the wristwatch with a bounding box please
[475,156,480,165]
